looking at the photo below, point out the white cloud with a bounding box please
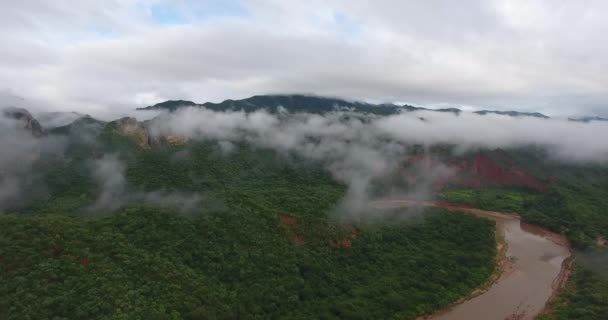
[1,0,608,115]
[144,107,608,218]
[151,107,608,164]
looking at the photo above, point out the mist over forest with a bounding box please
[3,1,608,319]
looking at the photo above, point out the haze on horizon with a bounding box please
[2,0,608,117]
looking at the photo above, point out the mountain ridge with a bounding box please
[136,94,420,115]
[568,116,608,122]
[474,110,549,118]
[136,94,557,118]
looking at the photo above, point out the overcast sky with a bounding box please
[1,0,608,116]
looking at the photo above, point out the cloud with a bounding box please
[88,154,205,214]
[146,106,608,219]
[0,111,68,209]
[88,155,128,212]
[375,111,608,162]
[1,1,608,115]
[35,112,85,129]
[3,101,608,218]
[151,107,608,164]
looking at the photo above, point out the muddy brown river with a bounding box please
[371,200,572,320]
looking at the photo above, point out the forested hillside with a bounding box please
[0,208,495,319]
[1,103,608,319]
[0,118,496,319]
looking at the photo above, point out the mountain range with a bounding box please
[137,94,553,118]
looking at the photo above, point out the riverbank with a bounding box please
[370,200,573,320]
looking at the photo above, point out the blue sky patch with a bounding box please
[150,0,249,26]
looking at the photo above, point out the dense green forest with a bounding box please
[0,128,497,319]
[538,265,608,320]
[3,112,608,319]
[1,206,496,319]
[439,184,608,249]
[0,207,496,319]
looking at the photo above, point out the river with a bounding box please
[371,200,572,320]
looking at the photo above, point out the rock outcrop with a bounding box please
[109,117,190,149]
[110,117,150,149]
[152,134,190,146]
[2,107,45,136]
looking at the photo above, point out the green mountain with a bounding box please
[1,104,607,320]
[138,99,197,111]
[138,94,428,114]
[137,95,564,119]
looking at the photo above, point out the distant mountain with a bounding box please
[474,110,549,119]
[139,95,578,119]
[434,107,462,114]
[137,100,197,112]
[568,116,608,123]
[137,94,464,115]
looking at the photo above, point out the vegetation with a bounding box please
[5,114,608,319]
[0,130,497,319]
[0,207,496,319]
[524,185,608,248]
[438,187,536,213]
[538,265,608,320]
[439,183,608,249]
[124,142,347,220]
[439,163,608,320]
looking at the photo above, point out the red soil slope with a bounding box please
[467,154,545,191]
[404,150,545,192]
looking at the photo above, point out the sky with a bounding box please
[1,0,608,117]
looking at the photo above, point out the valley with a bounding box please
[5,2,608,318]
[372,200,571,320]
[1,99,607,319]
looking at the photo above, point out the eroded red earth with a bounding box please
[468,154,545,191]
[279,214,306,245]
[405,150,545,192]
